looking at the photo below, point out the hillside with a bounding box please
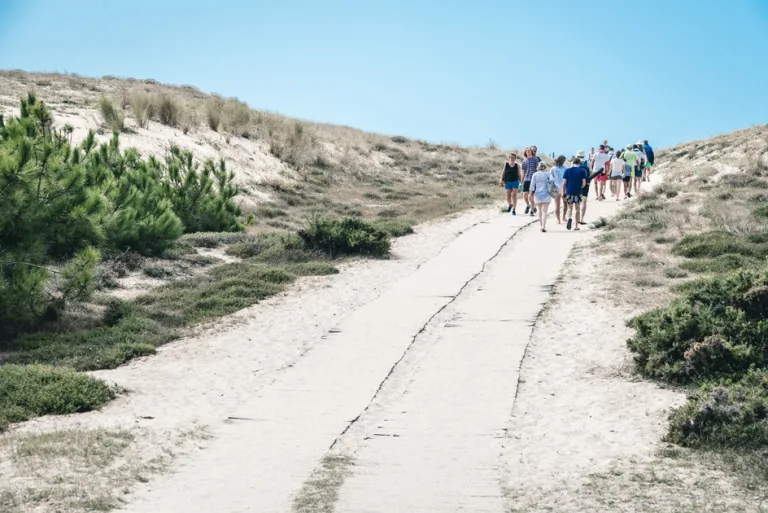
[0,70,507,230]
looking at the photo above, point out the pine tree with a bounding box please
[0,94,244,338]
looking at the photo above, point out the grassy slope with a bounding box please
[591,123,768,490]
[0,70,528,432]
[0,70,511,231]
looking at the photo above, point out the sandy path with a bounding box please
[112,195,624,513]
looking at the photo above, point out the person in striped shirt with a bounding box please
[522,147,541,215]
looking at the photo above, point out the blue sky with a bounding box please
[1,0,767,154]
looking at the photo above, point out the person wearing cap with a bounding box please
[530,161,553,232]
[623,144,639,198]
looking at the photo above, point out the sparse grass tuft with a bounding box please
[97,96,124,132]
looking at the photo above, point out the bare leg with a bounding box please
[511,189,518,211]
[505,188,512,209]
[580,197,588,224]
[540,202,550,230]
[574,200,582,229]
[554,195,561,223]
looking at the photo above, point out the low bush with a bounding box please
[226,232,311,262]
[672,231,768,259]
[371,218,414,237]
[679,253,763,274]
[627,269,768,384]
[754,204,768,218]
[0,364,113,432]
[668,371,768,449]
[298,217,390,258]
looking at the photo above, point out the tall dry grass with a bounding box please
[128,90,153,128]
[98,96,124,132]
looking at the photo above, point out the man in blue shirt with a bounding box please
[562,158,588,230]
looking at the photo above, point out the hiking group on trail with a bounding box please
[499,140,655,232]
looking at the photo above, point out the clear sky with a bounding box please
[1,0,767,154]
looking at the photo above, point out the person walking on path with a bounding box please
[588,147,595,169]
[642,140,655,180]
[522,148,539,216]
[550,155,567,224]
[562,157,588,231]
[499,152,521,214]
[530,161,553,232]
[610,150,625,200]
[592,144,611,201]
[623,144,639,197]
[633,144,645,192]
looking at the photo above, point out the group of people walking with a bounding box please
[499,141,655,232]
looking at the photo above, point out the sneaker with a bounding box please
[530,211,535,216]
[567,218,572,230]
[533,207,538,214]
[579,222,587,225]
[525,206,530,214]
[507,205,512,213]
[512,210,516,216]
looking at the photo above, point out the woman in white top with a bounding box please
[530,161,553,232]
[610,152,625,200]
[549,155,567,224]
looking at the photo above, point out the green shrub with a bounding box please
[672,231,768,259]
[98,96,124,132]
[627,269,768,384]
[0,365,113,432]
[298,217,390,258]
[592,217,609,229]
[161,145,243,233]
[664,267,689,279]
[679,253,763,274]
[754,204,768,218]
[372,218,414,237]
[668,371,768,449]
[0,94,244,337]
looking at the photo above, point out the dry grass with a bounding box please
[591,126,768,311]
[127,90,153,128]
[153,91,182,127]
[0,70,542,233]
[97,96,124,133]
[0,426,211,513]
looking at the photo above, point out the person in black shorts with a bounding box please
[499,152,521,215]
[522,147,540,216]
